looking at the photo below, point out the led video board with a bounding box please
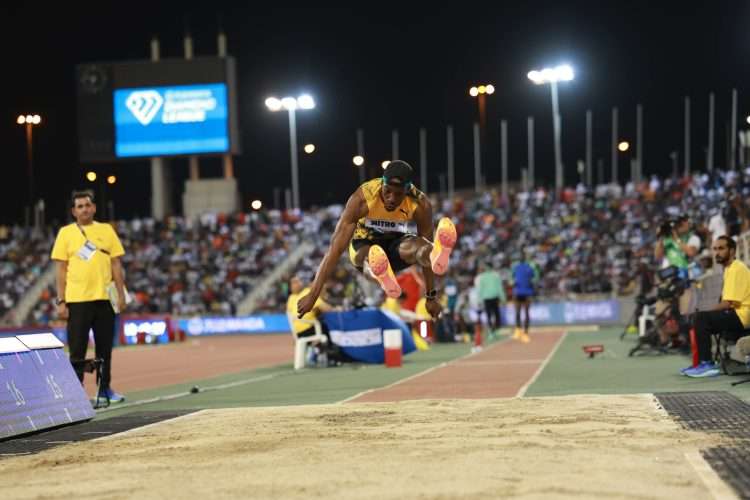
[114,83,229,157]
[77,57,240,162]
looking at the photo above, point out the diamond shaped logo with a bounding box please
[125,90,164,126]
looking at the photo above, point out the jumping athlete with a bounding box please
[297,161,456,321]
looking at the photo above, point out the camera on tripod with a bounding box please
[655,266,688,302]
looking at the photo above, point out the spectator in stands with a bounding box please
[51,190,127,403]
[683,236,750,377]
[475,261,505,337]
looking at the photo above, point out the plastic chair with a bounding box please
[287,313,328,370]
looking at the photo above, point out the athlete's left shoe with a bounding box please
[430,217,457,275]
[368,245,402,298]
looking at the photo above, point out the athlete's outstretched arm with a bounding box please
[413,197,442,319]
[297,190,367,318]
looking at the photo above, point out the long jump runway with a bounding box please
[349,330,565,403]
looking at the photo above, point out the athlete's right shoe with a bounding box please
[368,245,402,298]
[513,328,523,340]
[430,217,457,275]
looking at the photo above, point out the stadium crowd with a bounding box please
[11,167,750,326]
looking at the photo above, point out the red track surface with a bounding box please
[350,331,565,402]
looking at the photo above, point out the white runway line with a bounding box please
[515,330,568,398]
[95,372,282,413]
[338,341,504,404]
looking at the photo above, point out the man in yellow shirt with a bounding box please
[51,191,127,403]
[684,235,750,377]
[286,276,334,338]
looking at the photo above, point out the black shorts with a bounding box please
[514,294,533,303]
[349,235,414,273]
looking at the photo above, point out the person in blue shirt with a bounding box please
[512,254,538,342]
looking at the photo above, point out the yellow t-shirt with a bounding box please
[286,287,325,336]
[50,221,125,303]
[351,178,423,241]
[722,259,750,327]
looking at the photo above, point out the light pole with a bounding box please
[469,84,495,135]
[17,114,42,214]
[528,65,574,191]
[469,84,494,184]
[265,94,315,210]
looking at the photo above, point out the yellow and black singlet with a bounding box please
[351,178,422,242]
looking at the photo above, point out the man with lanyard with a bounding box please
[297,160,456,321]
[683,235,750,377]
[51,191,127,403]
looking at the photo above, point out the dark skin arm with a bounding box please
[413,196,442,319]
[297,190,367,318]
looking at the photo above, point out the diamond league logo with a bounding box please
[125,90,164,126]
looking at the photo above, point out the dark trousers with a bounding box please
[694,309,745,362]
[515,299,530,331]
[483,298,501,330]
[67,300,115,390]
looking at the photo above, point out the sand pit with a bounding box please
[0,394,729,499]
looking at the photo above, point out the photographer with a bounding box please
[654,215,700,310]
[683,236,750,377]
[654,215,700,279]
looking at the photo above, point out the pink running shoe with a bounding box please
[429,217,457,275]
[368,245,402,298]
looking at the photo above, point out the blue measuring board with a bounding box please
[0,333,95,439]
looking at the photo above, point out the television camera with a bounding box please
[627,266,690,356]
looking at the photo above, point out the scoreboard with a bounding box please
[77,57,240,162]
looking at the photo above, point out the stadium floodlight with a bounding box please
[281,97,297,110]
[251,199,262,210]
[527,64,575,190]
[16,113,43,217]
[265,97,282,111]
[381,160,391,169]
[297,94,315,110]
[618,141,630,152]
[265,94,317,210]
[469,86,479,97]
[107,175,117,185]
[353,155,364,167]
[86,171,97,182]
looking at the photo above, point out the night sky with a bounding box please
[2,3,749,225]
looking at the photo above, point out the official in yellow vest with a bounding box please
[51,191,127,403]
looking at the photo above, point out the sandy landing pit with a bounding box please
[0,394,727,499]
